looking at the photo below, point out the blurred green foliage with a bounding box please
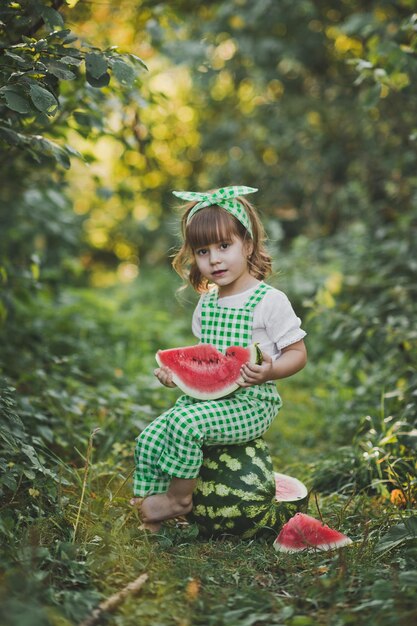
[0,0,147,333]
[1,1,417,625]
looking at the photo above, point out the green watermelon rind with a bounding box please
[188,438,308,539]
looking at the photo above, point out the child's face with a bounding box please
[193,235,255,297]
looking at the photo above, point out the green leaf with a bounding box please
[59,55,83,67]
[34,39,48,52]
[0,88,32,114]
[399,570,417,587]
[4,51,29,66]
[21,444,43,470]
[32,136,72,169]
[46,29,72,41]
[73,111,92,127]
[0,125,25,146]
[128,53,148,70]
[41,7,65,31]
[375,516,417,553]
[111,59,135,85]
[404,516,417,535]
[85,53,108,79]
[46,60,77,80]
[29,84,58,115]
[61,31,78,43]
[1,472,18,491]
[0,125,74,168]
[389,71,410,91]
[86,71,110,88]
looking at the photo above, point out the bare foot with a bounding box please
[140,520,162,533]
[141,493,193,523]
[130,498,162,532]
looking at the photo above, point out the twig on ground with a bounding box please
[78,573,149,626]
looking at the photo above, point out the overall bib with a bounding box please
[133,282,282,496]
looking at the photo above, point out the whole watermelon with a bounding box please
[188,438,306,539]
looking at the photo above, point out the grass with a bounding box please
[63,468,417,626]
[266,367,328,483]
[1,270,416,626]
[64,380,414,624]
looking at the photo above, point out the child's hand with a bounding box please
[238,352,274,387]
[154,366,177,388]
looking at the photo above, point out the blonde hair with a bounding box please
[172,195,272,292]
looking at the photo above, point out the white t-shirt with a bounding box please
[192,282,306,360]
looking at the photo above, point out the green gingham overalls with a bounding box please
[133,282,282,496]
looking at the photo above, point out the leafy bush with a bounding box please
[0,0,147,368]
[296,217,417,497]
[0,270,193,625]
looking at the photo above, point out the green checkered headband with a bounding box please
[172,186,257,237]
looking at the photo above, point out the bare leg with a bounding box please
[141,477,197,524]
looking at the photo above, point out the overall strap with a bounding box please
[199,282,272,351]
[201,288,218,309]
[244,282,272,310]
[201,281,271,311]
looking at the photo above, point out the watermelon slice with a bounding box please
[275,472,308,503]
[274,512,352,552]
[156,343,261,400]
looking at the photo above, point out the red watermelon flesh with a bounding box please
[155,343,258,400]
[274,512,352,552]
[275,472,308,503]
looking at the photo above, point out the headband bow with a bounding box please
[172,185,257,237]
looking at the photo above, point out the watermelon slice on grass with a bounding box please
[274,512,352,552]
[156,343,262,400]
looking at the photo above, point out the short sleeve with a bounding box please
[191,297,202,340]
[262,290,306,350]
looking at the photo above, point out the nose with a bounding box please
[209,249,221,264]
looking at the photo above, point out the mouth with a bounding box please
[212,270,226,277]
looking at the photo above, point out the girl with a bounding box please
[131,186,307,531]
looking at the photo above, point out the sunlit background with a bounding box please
[1,2,416,625]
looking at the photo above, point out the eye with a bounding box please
[195,248,207,256]
[220,242,231,250]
